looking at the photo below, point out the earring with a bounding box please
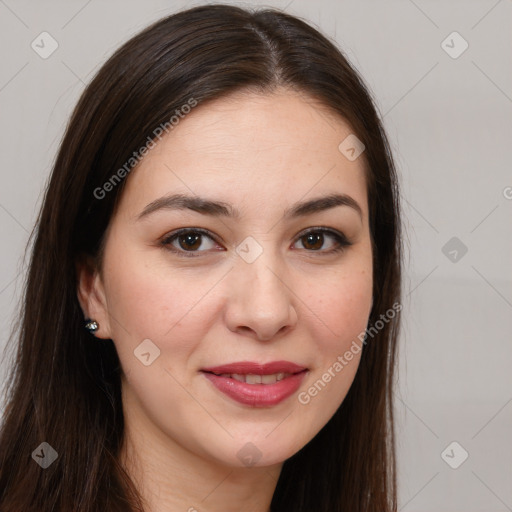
[85,320,99,334]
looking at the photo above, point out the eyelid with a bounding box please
[293,226,348,243]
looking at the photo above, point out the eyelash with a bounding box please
[160,227,352,258]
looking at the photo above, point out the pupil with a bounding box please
[180,233,201,250]
[304,233,323,250]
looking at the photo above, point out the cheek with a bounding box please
[304,263,373,348]
[290,268,371,445]
[102,247,217,362]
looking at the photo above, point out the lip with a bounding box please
[201,360,308,407]
[201,360,307,375]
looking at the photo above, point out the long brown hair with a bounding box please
[0,4,402,511]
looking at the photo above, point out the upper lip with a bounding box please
[201,360,307,375]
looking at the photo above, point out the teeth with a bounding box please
[215,372,292,384]
[246,374,262,384]
[261,374,277,384]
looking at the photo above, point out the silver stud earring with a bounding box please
[85,320,99,334]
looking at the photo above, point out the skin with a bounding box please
[77,87,373,512]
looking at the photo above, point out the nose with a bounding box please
[224,251,298,341]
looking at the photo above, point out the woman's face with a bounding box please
[80,88,373,468]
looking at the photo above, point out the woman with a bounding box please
[0,4,402,511]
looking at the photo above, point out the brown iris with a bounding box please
[178,233,202,251]
[301,232,324,250]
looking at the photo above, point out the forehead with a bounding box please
[118,89,368,220]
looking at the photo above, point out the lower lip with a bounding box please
[202,370,308,407]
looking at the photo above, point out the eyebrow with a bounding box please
[136,192,363,221]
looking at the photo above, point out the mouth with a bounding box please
[201,360,307,376]
[200,361,309,407]
[202,371,303,384]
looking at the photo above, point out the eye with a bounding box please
[292,227,352,254]
[161,228,222,257]
[161,227,352,258]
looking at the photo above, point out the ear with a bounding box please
[76,255,112,339]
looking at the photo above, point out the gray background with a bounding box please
[0,0,511,510]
